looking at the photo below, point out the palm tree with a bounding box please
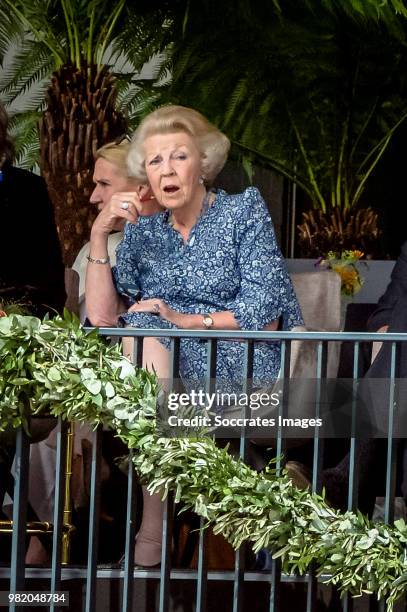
[0,0,173,265]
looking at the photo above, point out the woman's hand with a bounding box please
[128,298,173,320]
[91,192,141,237]
[127,298,192,328]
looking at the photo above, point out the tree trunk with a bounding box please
[39,63,127,266]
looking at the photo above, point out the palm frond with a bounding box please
[116,81,143,116]
[123,84,168,129]
[1,0,66,65]
[150,51,173,84]
[0,41,53,104]
[0,15,24,61]
[8,110,41,169]
[110,8,174,74]
[14,141,41,170]
[318,0,407,37]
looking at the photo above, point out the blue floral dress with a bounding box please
[112,187,303,387]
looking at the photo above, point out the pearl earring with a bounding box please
[199,175,205,185]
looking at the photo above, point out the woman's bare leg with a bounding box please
[123,336,170,380]
[142,337,170,380]
[124,333,169,566]
[121,336,134,361]
[134,486,165,566]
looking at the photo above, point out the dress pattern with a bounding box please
[112,187,303,387]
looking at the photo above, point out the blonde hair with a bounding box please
[95,139,132,177]
[127,105,230,183]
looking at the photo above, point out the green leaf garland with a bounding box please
[1,311,406,610]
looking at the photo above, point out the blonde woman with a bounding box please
[73,138,160,321]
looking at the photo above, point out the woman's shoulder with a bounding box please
[216,187,269,221]
[217,186,261,202]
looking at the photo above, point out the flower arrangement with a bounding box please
[316,250,365,297]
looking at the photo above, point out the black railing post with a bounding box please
[158,493,174,612]
[9,425,30,607]
[84,426,102,612]
[50,418,68,610]
[121,450,136,612]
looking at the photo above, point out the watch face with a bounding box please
[203,315,213,328]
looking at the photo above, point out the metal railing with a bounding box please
[1,327,407,612]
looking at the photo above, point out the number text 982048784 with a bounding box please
[0,592,69,607]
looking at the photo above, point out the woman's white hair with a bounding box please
[127,105,230,183]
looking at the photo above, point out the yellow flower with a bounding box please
[317,250,365,296]
[331,264,363,296]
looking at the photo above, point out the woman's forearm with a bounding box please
[168,310,239,330]
[85,231,123,326]
[128,299,280,331]
[167,310,278,331]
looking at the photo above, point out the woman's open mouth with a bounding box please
[162,185,179,194]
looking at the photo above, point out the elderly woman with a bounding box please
[86,105,303,566]
[87,105,303,384]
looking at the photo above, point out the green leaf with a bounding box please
[10,377,30,385]
[105,381,115,398]
[330,553,345,563]
[47,366,61,381]
[82,378,102,395]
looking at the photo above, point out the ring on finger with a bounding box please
[120,201,130,210]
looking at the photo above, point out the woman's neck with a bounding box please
[171,186,208,232]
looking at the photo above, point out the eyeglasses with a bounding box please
[114,134,131,145]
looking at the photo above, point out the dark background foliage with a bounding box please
[2,0,407,256]
[158,0,407,256]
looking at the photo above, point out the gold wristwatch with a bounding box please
[202,314,214,329]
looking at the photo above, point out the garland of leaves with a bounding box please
[1,313,407,610]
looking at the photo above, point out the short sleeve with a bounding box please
[226,188,303,330]
[111,223,140,303]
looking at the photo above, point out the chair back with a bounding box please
[289,270,342,378]
[64,268,80,315]
[290,270,341,332]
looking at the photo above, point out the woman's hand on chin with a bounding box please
[92,192,140,236]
